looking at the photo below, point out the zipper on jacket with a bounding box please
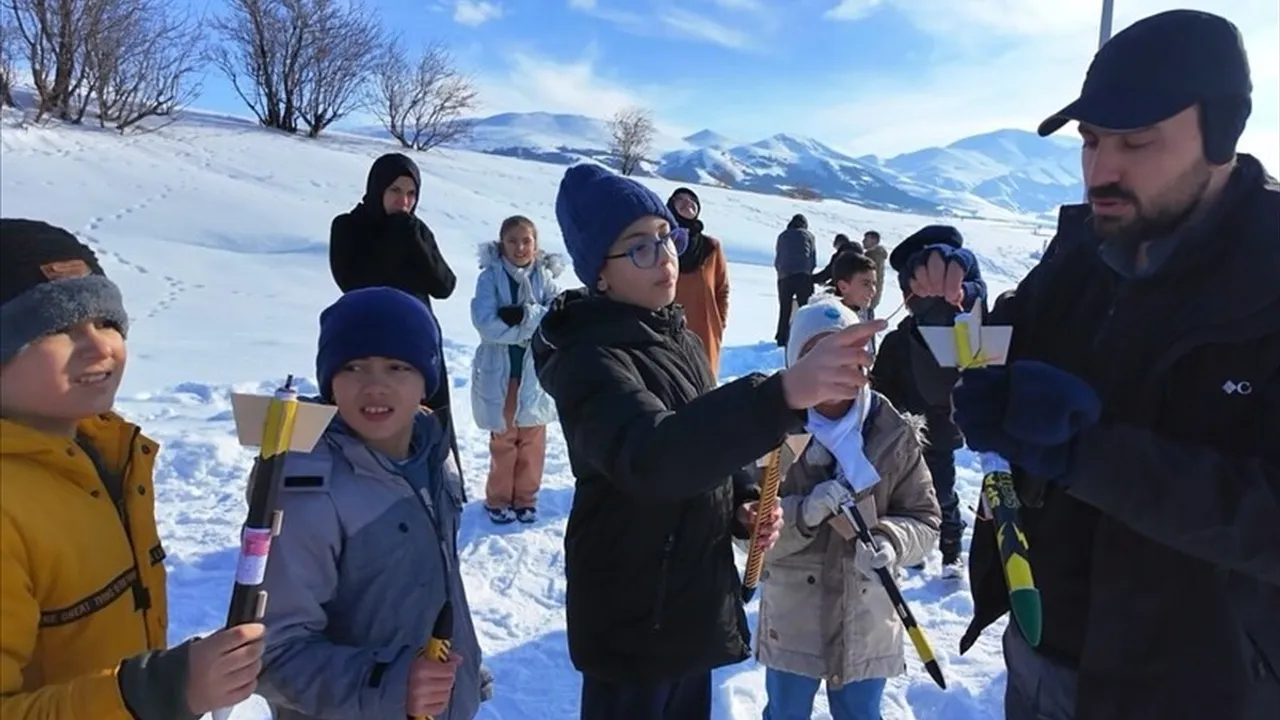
[80,426,153,647]
[651,534,675,631]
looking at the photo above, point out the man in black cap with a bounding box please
[896,9,1279,720]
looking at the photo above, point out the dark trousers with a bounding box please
[580,672,712,720]
[776,274,815,345]
[923,444,964,559]
[1003,624,1078,720]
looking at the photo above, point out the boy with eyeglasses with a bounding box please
[532,164,884,720]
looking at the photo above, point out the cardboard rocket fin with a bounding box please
[231,393,337,452]
[916,303,1013,369]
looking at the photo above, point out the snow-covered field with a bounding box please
[0,107,1049,719]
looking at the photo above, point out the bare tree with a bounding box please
[0,8,16,107]
[208,0,310,132]
[295,0,380,138]
[608,106,655,176]
[84,0,204,132]
[369,39,478,152]
[4,0,117,121]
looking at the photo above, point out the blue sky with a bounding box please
[193,0,1279,165]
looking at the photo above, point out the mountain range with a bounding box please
[449,111,1086,220]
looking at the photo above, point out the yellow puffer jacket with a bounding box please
[0,413,169,719]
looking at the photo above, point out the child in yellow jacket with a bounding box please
[0,219,264,719]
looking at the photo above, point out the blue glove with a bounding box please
[1004,361,1101,446]
[898,244,984,310]
[897,243,967,291]
[953,361,1101,481]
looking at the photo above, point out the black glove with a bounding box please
[383,211,420,240]
[496,305,525,327]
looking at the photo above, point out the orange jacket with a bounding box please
[675,236,730,378]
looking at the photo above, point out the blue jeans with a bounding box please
[763,668,886,720]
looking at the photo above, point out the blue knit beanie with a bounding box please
[316,287,442,402]
[555,164,677,287]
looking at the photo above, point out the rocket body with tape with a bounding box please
[211,376,310,720]
[836,501,947,689]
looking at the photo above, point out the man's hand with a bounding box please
[737,501,784,552]
[496,305,524,327]
[406,651,462,718]
[780,319,885,409]
[903,246,968,307]
[184,623,266,715]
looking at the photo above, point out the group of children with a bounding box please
[0,156,982,720]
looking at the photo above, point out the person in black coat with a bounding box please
[329,153,462,480]
[870,225,987,578]
[910,12,1279,719]
[533,163,883,720]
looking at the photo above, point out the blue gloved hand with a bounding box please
[896,243,969,293]
[953,361,1101,481]
[1004,360,1101,446]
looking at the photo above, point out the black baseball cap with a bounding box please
[1038,10,1251,137]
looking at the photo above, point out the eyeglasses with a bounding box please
[604,227,689,269]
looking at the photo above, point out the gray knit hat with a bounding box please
[0,219,129,365]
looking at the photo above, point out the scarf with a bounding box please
[501,256,535,304]
[804,386,881,493]
[672,213,711,274]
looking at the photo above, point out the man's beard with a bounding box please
[1088,161,1212,242]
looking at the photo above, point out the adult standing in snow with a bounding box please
[329,153,464,487]
[667,187,731,378]
[470,216,563,524]
[774,213,816,346]
[860,230,889,318]
[911,11,1279,720]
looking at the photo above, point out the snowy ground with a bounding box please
[0,107,1048,719]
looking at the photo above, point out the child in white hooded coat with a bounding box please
[470,215,564,524]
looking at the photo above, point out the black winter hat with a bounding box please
[788,214,808,230]
[0,219,129,365]
[1037,10,1251,163]
[668,186,700,210]
[364,153,422,213]
[889,225,963,272]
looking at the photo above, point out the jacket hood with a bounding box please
[532,288,687,363]
[475,242,567,277]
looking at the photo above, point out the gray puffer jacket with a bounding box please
[775,227,817,278]
[255,412,483,720]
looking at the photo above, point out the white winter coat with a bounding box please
[469,242,564,432]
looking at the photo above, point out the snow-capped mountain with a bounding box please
[447,112,1082,219]
[451,113,945,215]
[865,129,1084,217]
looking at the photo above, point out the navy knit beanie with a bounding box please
[316,287,442,402]
[555,164,676,287]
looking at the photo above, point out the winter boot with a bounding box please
[515,507,537,524]
[487,506,516,524]
[940,539,964,580]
